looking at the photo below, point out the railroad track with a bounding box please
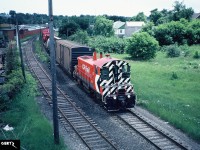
[117,108,191,150]
[24,39,118,150]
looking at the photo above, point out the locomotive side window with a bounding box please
[101,67,109,80]
[95,65,98,74]
[114,65,119,81]
[122,64,130,78]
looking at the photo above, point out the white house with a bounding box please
[113,21,125,38]
[113,21,145,38]
[125,21,145,37]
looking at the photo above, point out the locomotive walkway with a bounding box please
[24,39,118,150]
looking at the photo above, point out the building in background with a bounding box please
[113,21,145,38]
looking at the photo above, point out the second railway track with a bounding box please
[24,39,118,150]
[117,108,191,150]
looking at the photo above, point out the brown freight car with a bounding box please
[55,40,93,75]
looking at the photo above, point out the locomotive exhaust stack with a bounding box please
[100,52,103,58]
[93,51,97,61]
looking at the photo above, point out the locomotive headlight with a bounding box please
[127,95,131,98]
[113,96,117,99]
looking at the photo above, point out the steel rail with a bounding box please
[117,108,190,150]
[24,38,118,150]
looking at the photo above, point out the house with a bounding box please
[0,24,16,41]
[113,21,125,38]
[124,21,145,37]
[192,13,200,19]
[113,21,145,38]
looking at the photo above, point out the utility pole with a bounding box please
[48,0,59,144]
[16,16,26,82]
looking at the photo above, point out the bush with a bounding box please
[0,70,24,111]
[126,32,159,60]
[164,44,181,57]
[193,51,199,59]
[88,36,127,53]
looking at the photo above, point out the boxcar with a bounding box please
[55,40,93,75]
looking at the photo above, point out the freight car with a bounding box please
[53,39,136,111]
[55,40,93,75]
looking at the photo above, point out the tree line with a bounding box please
[0,1,199,60]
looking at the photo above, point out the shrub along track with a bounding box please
[24,38,118,150]
[117,108,191,150]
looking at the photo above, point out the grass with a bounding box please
[34,38,49,63]
[0,73,66,150]
[111,45,200,141]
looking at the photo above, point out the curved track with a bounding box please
[117,108,191,150]
[24,39,118,150]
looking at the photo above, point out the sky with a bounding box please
[0,0,199,17]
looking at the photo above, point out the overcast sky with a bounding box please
[0,0,199,17]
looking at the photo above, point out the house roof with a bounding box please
[192,13,200,19]
[125,21,145,27]
[113,21,125,29]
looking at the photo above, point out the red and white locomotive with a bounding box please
[73,51,136,111]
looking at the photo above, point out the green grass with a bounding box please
[111,45,200,141]
[34,39,49,63]
[0,73,66,150]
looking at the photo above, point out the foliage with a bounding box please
[126,32,159,60]
[131,12,147,22]
[88,36,127,53]
[154,20,187,46]
[0,42,24,111]
[0,74,66,150]
[193,51,199,59]
[149,1,194,25]
[172,1,194,21]
[94,16,114,37]
[5,42,20,75]
[0,69,24,111]
[163,44,181,57]
[34,38,49,62]
[106,15,128,22]
[186,20,200,45]
[69,30,89,44]
[59,21,80,38]
[140,22,155,36]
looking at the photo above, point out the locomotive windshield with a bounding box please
[101,67,109,80]
[122,64,130,78]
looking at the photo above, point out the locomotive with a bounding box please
[50,39,136,111]
[73,51,136,111]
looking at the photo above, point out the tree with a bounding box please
[5,42,19,75]
[94,16,114,37]
[154,20,187,46]
[186,20,200,45]
[140,22,155,36]
[69,30,89,44]
[59,21,80,38]
[9,10,16,24]
[131,12,147,22]
[126,32,159,60]
[172,1,194,21]
[149,9,163,25]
